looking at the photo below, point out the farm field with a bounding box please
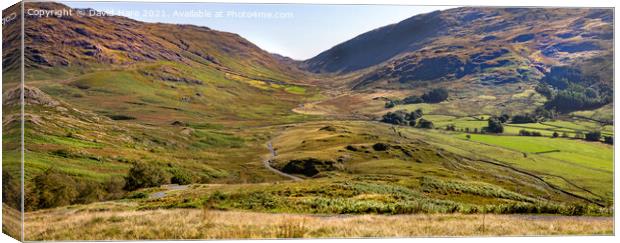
[397,126,613,205]
[459,134,612,169]
[419,114,613,138]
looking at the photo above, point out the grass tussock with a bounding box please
[2,204,22,240]
[23,206,612,240]
[135,180,610,217]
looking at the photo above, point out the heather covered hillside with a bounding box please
[1,2,614,240]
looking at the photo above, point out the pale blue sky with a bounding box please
[61,1,453,60]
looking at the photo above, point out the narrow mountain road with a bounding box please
[149,184,190,199]
[263,141,303,181]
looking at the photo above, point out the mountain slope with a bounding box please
[303,7,613,91]
[20,2,317,127]
[23,2,304,82]
[301,10,447,73]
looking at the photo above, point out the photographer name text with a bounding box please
[24,7,293,20]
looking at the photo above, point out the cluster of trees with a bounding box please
[481,112,548,133]
[380,109,433,128]
[543,88,611,113]
[485,117,504,133]
[404,88,449,104]
[511,114,538,124]
[23,162,197,211]
[573,131,612,144]
[536,66,612,114]
[440,115,518,134]
[435,112,613,146]
[124,162,168,191]
[384,88,449,108]
[421,88,450,103]
[442,125,481,134]
[584,131,601,142]
[519,129,543,137]
[435,112,612,145]
[25,168,125,211]
[417,119,435,129]
[510,107,555,124]
[124,162,195,190]
[518,128,611,144]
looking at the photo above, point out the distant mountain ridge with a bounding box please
[302,7,613,90]
[301,10,447,73]
[18,2,304,82]
[13,2,614,105]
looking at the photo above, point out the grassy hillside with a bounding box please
[2,2,614,240]
[30,120,605,215]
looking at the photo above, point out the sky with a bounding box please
[62,1,452,60]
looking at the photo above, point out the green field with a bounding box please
[459,134,612,173]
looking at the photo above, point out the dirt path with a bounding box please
[149,184,190,199]
[263,141,303,181]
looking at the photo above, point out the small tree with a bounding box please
[403,95,423,104]
[414,108,424,117]
[604,136,613,145]
[519,129,531,136]
[421,88,449,103]
[74,180,105,204]
[417,119,434,129]
[381,111,408,125]
[511,113,538,124]
[407,109,423,120]
[486,118,504,133]
[170,168,193,185]
[585,131,601,142]
[498,114,510,123]
[124,162,167,191]
[104,176,126,200]
[33,168,78,209]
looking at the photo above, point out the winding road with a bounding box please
[150,141,301,199]
[263,141,303,181]
[149,184,190,199]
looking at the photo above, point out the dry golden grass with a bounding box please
[2,204,22,240]
[23,204,612,240]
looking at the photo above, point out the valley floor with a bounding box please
[23,204,612,240]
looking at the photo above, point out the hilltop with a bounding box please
[22,2,305,81]
[303,7,612,90]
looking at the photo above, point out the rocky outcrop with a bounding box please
[3,86,60,107]
[281,158,338,177]
[356,46,519,88]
